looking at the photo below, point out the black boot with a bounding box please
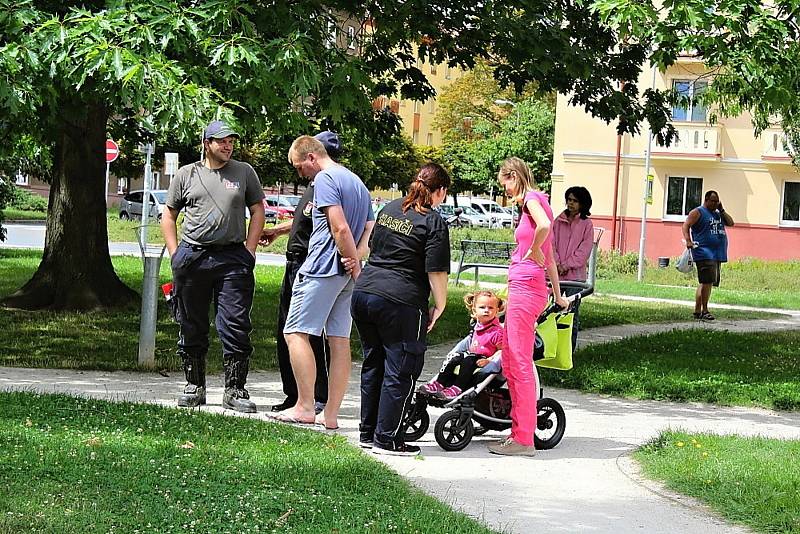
[178,351,206,408]
[223,354,256,413]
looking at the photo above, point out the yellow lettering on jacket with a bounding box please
[377,213,414,236]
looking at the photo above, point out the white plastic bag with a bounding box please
[675,247,694,274]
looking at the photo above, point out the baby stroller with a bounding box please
[403,280,593,452]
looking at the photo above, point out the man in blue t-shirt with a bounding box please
[682,190,735,321]
[273,135,374,430]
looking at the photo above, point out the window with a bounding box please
[665,176,703,219]
[117,177,125,195]
[347,26,356,49]
[14,170,28,186]
[445,65,451,80]
[412,130,419,144]
[672,79,708,122]
[430,63,437,75]
[413,100,421,113]
[428,99,435,113]
[426,133,433,146]
[151,171,161,189]
[781,181,800,226]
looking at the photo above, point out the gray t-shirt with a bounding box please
[166,159,264,245]
[300,164,374,277]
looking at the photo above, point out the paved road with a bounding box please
[3,317,799,533]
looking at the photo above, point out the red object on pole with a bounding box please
[105,139,120,163]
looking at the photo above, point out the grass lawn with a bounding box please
[0,391,493,534]
[1,208,47,221]
[0,249,779,372]
[0,249,472,371]
[540,329,800,410]
[635,431,800,533]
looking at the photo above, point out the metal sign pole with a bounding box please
[137,142,161,367]
[637,65,658,282]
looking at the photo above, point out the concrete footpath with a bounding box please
[2,316,800,533]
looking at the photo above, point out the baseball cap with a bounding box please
[314,131,341,157]
[203,120,240,140]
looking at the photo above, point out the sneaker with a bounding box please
[358,439,373,449]
[488,437,536,457]
[314,401,326,415]
[435,385,462,400]
[417,380,444,395]
[372,442,421,457]
[223,388,257,413]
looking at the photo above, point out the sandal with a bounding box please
[700,311,715,321]
[692,312,702,319]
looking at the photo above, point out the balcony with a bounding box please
[761,129,792,165]
[652,123,721,160]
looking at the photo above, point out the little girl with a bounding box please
[418,290,505,400]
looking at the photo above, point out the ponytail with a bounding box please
[402,163,451,214]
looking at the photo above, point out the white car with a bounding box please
[119,190,168,221]
[461,197,514,228]
[437,204,491,227]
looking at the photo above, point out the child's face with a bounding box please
[474,295,500,324]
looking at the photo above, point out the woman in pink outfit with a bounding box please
[488,157,568,457]
[552,186,594,282]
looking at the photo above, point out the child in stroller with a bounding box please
[417,290,505,401]
[404,280,593,452]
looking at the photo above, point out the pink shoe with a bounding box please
[436,385,462,400]
[417,380,444,395]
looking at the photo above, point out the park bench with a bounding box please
[454,227,606,287]
[454,240,515,285]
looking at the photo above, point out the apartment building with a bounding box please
[373,54,463,147]
[551,57,800,261]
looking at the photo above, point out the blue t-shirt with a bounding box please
[690,206,728,262]
[300,165,374,277]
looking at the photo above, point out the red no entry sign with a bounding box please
[106,139,120,163]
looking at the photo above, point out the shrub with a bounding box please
[9,186,47,212]
[596,249,642,277]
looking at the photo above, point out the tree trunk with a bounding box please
[2,101,139,310]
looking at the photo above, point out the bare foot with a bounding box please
[315,412,339,430]
[271,407,315,425]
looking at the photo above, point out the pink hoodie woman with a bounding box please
[552,186,594,281]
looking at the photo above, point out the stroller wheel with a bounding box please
[434,409,474,452]
[403,407,430,442]
[534,397,566,450]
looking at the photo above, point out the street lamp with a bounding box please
[494,99,519,127]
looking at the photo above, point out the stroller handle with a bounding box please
[538,280,593,323]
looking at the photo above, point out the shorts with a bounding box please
[696,260,721,287]
[283,273,354,338]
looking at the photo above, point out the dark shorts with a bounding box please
[696,260,721,287]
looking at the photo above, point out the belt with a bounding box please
[182,241,242,252]
[285,250,307,262]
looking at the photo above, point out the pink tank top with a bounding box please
[509,190,554,281]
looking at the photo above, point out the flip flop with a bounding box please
[314,415,339,430]
[268,411,315,425]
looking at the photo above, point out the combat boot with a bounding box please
[178,351,207,408]
[223,354,256,413]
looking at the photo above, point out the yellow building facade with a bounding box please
[551,58,800,260]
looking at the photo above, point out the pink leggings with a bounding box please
[503,276,549,446]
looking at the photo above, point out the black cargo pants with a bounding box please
[171,241,256,366]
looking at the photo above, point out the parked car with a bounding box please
[264,194,301,219]
[119,190,168,222]
[250,201,278,225]
[435,204,490,228]
[451,196,514,228]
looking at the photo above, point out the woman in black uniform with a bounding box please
[351,163,451,456]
